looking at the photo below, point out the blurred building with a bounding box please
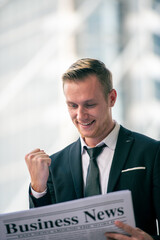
[0,0,160,213]
[114,0,160,138]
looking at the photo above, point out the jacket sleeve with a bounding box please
[29,169,56,208]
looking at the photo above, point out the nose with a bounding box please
[77,106,87,121]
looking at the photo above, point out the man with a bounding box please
[25,58,160,240]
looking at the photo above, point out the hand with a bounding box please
[25,148,51,193]
[105,221,153,240]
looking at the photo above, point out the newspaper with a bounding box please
[0,190,135,240]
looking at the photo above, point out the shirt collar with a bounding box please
[80,121,120,154]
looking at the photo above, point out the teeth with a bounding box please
[80,121,93,126]
[82,123,90,126]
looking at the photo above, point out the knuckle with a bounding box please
[139,235,145,240]
[38,157,44,163]
[25,153,33,163]
[28,154,35,161]
[135,228,142,232]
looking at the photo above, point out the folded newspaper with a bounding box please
[0,190,135,240]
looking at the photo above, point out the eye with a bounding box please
[85,103,97,108]
[67,103,78,109]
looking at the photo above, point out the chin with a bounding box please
[80,131,95,139]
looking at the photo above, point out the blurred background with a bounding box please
[0,0,160,213]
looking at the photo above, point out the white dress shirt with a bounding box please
[81,122,120,194]
[31,122,120,198]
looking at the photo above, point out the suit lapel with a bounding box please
[107,126,134,193]
[69,139,84,199]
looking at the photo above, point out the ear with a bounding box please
[108,89,117,107]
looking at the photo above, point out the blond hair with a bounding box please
[62,58,113,99]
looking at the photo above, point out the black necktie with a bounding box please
[84,145,105,197]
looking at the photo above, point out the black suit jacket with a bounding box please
[29,126,160,238]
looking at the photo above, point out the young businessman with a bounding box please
[25,58,160,240]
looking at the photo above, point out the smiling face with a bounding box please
[63,74,117,147]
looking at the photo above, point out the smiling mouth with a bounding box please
[78,120,95,126]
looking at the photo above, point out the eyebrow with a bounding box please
[66,99,96,105]
[84,99,96,103]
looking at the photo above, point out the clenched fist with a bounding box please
[25,148,51,193]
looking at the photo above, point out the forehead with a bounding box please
[63,75,102,93]
[63,75,105,102]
